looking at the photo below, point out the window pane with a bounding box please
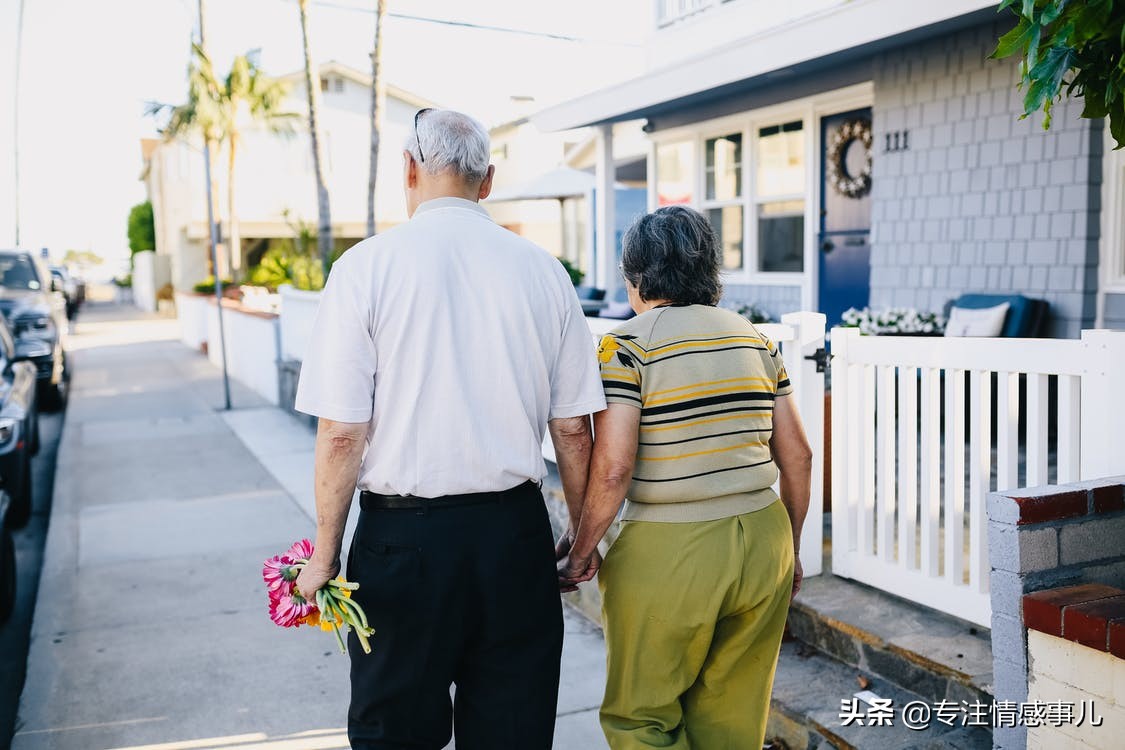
[705,133,742,201]
[656,141,695,206]
[708,206,743,271]
[757,121,804,197]
[758,200,803,272]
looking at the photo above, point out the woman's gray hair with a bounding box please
[621,206,722,306]
[404,109,491,184]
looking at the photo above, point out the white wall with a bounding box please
[1026,630,1125,749]
[131,251,169,312]
[278,285,321,362]
[175,292,209,350]
[205,302,281,405]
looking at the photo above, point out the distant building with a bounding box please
[535,0,1125,335]
[140,61,435,291]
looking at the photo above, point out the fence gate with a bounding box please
[829,328,1125,627]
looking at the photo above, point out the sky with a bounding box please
[0,0,647,269]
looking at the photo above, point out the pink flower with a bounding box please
[270,588,317,628]
[262,555,302,592]
[286,539,315,562]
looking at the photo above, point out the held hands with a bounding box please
[295,552,341,602]
[555,529,601,593]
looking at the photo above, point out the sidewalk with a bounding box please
[13,304,608,750]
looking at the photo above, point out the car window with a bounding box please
[0,256,42,291]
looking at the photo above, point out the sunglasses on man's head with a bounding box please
[414,108,434,163]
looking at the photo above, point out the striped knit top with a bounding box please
[598,304,793,523]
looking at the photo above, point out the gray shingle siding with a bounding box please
[869,20,1102,338]
[720,283,802,323]
[1105,292,1125,330]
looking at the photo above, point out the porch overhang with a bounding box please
[532,0,998,132]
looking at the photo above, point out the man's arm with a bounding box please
[295,418,368,600]
[770,394,813,600]
[560,404,640,585]
[548,415,593,554]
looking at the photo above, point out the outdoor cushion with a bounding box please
[944,293,1048,337]
[945,302,1010,337]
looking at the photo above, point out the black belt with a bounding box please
[359,480,539,511]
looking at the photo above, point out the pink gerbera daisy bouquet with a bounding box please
[262,539,374,654]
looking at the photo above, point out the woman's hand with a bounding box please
[791,556,803,601]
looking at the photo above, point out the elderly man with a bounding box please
[293,109,605,750]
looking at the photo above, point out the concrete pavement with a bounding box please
[13,303,608,750]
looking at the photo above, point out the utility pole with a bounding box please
[366,0,387,237]
[197,0,232,410]
[13,0,26,247]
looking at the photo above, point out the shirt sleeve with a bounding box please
[548,289,607,420]
[765,338,794,397]
[598,330,644,408]
[294,259,378,423]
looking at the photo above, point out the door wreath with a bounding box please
[826,118,872,199]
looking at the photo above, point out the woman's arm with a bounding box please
[770,393,813,599]
[559,403,641,584]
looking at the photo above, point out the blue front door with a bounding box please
[818,108,873,328]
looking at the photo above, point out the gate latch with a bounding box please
[804,347,828,374]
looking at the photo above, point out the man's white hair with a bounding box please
[405,109,491,183]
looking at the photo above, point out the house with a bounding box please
[533,0,1125,336]
[140,61,435,292]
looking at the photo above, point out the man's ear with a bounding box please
[477,165,496,201]
[404,150,418,189]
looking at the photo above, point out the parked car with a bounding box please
[0,491,15,626]
[0,250,67,408]
[0,313,39,529]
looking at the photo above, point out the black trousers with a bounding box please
[345,482,563,750]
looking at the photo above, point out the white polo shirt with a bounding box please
[294,196,606,498]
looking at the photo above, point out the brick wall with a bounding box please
[988,477,1125,749]
[870,20,1102,338]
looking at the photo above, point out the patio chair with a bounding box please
[944,293,1049,338]
[599,286,635,320]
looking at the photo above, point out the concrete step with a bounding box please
[766,640,992,750]
[786,574,994,708]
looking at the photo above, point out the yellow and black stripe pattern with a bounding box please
[599,305,792,509]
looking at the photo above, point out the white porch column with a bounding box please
[595,123,616,292]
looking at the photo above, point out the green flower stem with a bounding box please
[326,579,359,591]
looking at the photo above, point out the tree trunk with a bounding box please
[366,0,387,237]
[227,133,241,276]
[298,0,333,273]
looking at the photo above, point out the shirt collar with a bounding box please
[413,196,491,218]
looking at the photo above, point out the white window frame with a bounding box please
[1097,126,1125,326]
[647,82,873,312]
[699,126,749,272]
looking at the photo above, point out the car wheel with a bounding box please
[0,525,14,626]
[6,452,32,530]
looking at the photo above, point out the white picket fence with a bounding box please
[830,328,1125,627]
[546,312,828,577]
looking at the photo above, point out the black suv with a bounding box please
[0,251,67,407]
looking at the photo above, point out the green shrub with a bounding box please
[247,247,324,291]
[127,202,156,257]
[558,257,584,286]
[192,276,234,294]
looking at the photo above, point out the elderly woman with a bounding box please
[558,205,813,749]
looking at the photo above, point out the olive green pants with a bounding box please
[598,500,795,750]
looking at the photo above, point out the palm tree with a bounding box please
[366,0,387,237]
[297,0,333,272]
[221,52,293,274]
[151,46,292,278]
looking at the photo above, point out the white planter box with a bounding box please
[279,285,323,362]
[176,292,209,351]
